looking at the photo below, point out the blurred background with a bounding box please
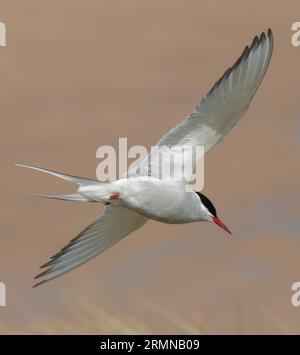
[0,0,300,334]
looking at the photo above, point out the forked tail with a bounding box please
[15,164,101,202]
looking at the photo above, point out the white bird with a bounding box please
[16,29,273,287]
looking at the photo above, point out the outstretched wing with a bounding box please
[129,30,273,181]
[34,206,147,287]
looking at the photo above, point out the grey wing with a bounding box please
[33,206,148,287]
[129,29,273,180]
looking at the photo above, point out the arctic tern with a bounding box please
[16,29,273,287]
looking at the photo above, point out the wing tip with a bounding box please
[32,279,48,288]
[267,28,273,39]
[34,268,51,280]
[206,28,273,98]
[267,27,274,54]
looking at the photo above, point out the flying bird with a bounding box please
[17,29,273,287]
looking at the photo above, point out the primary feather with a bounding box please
[129,30,273,180]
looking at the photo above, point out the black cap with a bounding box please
[195,192,217,218]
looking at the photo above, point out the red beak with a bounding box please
[212,217,232,234]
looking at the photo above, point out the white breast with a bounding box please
[115,177,206,224]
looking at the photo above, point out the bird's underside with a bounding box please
[16,29,273,287]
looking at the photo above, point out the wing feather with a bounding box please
[130,30,273,180]
[33,206,147,287]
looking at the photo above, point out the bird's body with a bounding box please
[16,29,274,287]
[82,177,206,223]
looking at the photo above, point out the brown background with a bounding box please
[0,0,300,334]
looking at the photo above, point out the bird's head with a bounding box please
[196,192,231,234]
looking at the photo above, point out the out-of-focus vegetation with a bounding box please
[0,299,206,335]
[0,296,293,334]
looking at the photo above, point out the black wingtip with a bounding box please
[32,280,46,288]
[267,28,273,37]
[260,31,266,42]
[250,36,259,51]
[40,259,54,268]
[34,267,53,279]
[206,28,273,99]
[267,28,273,43]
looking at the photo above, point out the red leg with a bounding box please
[109,192,121,200]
